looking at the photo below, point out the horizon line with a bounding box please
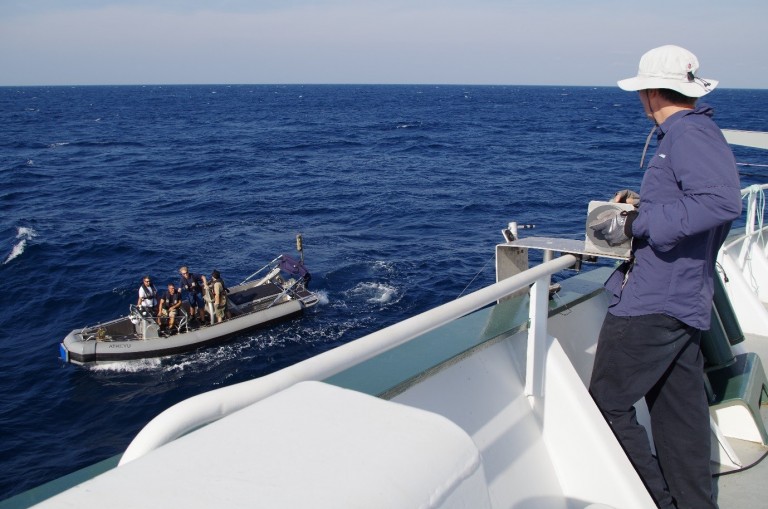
[2,82,766,91]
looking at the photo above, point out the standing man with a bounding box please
[201,270,228,324]
[208,270,228,323]
[179,266,205,323]
[589,45,742,508]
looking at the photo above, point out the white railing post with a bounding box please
[742,184,768,236]
[526,252,552,400]
[747,190,757,236]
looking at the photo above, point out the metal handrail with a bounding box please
[742,184,768,236]
[119,253,577,465]
[240,255,282,285]
[266,277,309,309]
[722,185,768,256]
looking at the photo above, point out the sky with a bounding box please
[1,0,766,88]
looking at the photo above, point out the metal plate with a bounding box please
[500,235,630,261]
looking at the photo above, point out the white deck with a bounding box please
[714,357,768,508]
[715,438,768,507]
[391,314,654,508]
[33,382,492,509]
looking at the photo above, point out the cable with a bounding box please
[457,254,495,298]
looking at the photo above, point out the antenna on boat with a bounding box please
[296,233,304,263]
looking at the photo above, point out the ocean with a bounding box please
[1,84,766,501]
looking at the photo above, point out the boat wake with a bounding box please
[313,290,330,306]
[88,358,163,373]
[345,282,401,307]
[4,227,37,265]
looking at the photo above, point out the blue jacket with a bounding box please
[605,104,742,330]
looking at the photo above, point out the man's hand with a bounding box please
[612,189,640,206]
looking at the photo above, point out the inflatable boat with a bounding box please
[59,253,318,365]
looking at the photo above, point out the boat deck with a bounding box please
[716,412,768,506]
[715,332,768,506]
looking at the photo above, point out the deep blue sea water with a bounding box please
[1,84,766,500]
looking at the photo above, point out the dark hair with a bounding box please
[211,270,220,279]
[657,88,697,106]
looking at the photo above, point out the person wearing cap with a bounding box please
[589,45,741,508]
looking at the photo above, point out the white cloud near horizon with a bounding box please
[1,1,765,87]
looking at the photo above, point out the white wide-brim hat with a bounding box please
[617,45,718,97]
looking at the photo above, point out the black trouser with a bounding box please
[589,313,716,509]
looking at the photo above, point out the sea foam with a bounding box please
[4,227,37,265]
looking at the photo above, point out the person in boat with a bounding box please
[588,45,741,509]
[137,276,159,321]
[158,283,183,333]
[178,266,205,323]
[202,270,228,324]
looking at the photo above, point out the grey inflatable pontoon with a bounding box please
[59,253,318,365]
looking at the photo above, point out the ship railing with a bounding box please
[239,255,282,285]
[267,277,311,309]
[742,183,768,236]
[119,252,578,465]
[721,184,768,268]
[129,305,161,339]
[717,184,768,336]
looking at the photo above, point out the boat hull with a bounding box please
[61,299,305,364]
[60,301,304,364]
